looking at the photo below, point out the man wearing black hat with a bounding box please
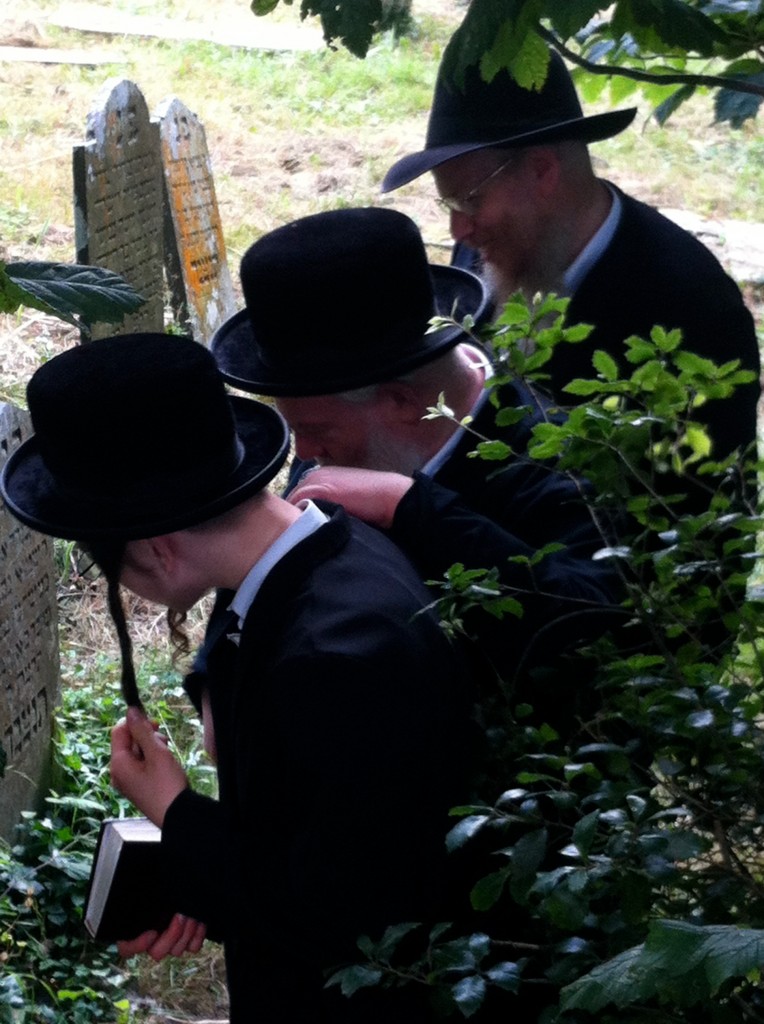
[381,42,760,463]
[0,333,477,1023]
[208,206,621,708]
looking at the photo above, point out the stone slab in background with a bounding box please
[661,208,764,287]
[0,44,123,64]
[73,78,164,339]
[48,3,323,52]
[0,403,60,841]
[156,96,236,343]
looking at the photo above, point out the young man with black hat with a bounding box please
[381,41,760,464]
[0,333,477,1023]
[206,206,621,713]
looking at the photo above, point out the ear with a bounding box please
[128,534,178,577]
[527,146,561,201]
[375,381,424,426]
[150,533,185,577]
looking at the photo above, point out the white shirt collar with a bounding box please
[563,182,622,295]
[229,499,329,628]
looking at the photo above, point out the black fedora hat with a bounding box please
[0,333,290,542]
[382,46,636,192]
[211,207,490,397]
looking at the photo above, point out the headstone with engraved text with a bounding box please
[73,78,164,339]
[155,96,236,343]
[0,404,60,840]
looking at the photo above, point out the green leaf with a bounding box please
[300,0,382,57]
[452,974,486,1017]
[372,922,422,960]
[474,440,513,461]
[715,74,764,127]
[592,349,620,381]
[628,0,723,55]
[471,867,511,911]
[572,810,600,856]
[4,261,145,329]
[564,322,594,342]
[325,964,383,996]
[686,709,715,729]
[0,262,30,314]
[510,828,547,902]
[495,405,530,427]
[485,961,522,992]
[561,943,647,1011]
[251,0,280,14]
[549,0,605,39]
[562,922,764,1012]
[484,25,548,90]
[446,815,491,853]
[653,84,696,125]
[683,425,712,459]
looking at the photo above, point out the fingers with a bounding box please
[112,709,168,763]
[287,478,332,505]
[117,915,206,962]
[117,929,160,958]
[186,919,207,954]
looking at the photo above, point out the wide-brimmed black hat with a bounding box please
[0,333,290,542]
[382,46,636,192]
[211,207,490,397]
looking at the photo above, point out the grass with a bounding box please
[52,559,227,1022]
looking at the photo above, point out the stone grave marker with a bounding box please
[155,96,236,343]
[73,78,164,339]
[0,404,60,840]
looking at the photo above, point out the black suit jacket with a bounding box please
[453,185,760,462]
[164,505,475,1023]
[386,380,623,720]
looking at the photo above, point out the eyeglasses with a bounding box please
[436,153,517,218]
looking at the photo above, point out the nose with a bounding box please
[449,208,474,244]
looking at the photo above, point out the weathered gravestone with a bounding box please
[0,404,60,840]
[155,96,236,343]
[73,78,164,339]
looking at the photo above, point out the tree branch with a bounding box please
[537,26,764,99]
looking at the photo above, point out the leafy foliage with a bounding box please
[0,261,144,336]
[0,636,211,1022]
[253,0,764,124]
[252,0,413,57]
[329,294,764,1020]
[0,681,130,1022]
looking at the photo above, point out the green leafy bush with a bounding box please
[0,650,210,1023]
[330,294,764,1021]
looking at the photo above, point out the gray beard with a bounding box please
[482,257,567,310]
[319,432,427,476]
[482,255,570,357]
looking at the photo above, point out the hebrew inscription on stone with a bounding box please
[0,403,60,840]
[155,96,236,343]
[73,78,164,339]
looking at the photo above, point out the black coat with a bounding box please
[165,505,476,1023]
[385,380,623,722]
[453,185,760,462]
[282,379,622,718]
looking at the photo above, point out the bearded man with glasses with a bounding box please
[383,38,760,467]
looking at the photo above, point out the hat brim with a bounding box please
[382,108,637,192]
[211,265,491,397]
[0,397,290,542]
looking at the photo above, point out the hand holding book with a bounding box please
[117,912,207,961]
[85,817,208,950]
